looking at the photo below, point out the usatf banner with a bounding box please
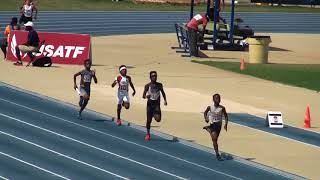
[7,31,91,65]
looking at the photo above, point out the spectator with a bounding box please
[19,0,38,25]
[1,17,20,60]
[14,21,39,66]
[186,13,209,57]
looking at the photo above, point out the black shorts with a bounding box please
[81,85,91,97]
[147,102,161,119]
[1,38,8,47]
[19,15,33,24]
[209,121,222,135]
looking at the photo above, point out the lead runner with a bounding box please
[203,93,228,160]
[142,71,167,141]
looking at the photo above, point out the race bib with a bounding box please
[194,14,203,21]
[119,85,128,91]
[24,6,33,17]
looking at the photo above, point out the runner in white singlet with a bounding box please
[203,94,229,161]
[19,0,38,24]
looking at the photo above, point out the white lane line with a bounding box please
[0,97,242,180]
[0,112,187,180]
[230,121,320,149]
[0,130,129,180]
[0,151,70,180]
[0,176,10,180]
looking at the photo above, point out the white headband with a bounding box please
[119,66,127,72]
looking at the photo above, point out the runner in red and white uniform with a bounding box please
[111,65,136,126]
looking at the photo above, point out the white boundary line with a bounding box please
[0,176,10,180]
[0,97,241,180]
[0,112,187,180]
[0,152,70,180]
[231,121,320,149]
[0,130,129,180]
[0,82,307,179]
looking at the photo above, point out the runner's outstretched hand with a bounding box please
[224,124,227,132]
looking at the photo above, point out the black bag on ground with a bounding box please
[32,57,52,67]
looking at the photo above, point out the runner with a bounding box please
[203,93,228,160]
[142,71,167,141]
[73,59,98,120]
[19,0,38,25]
[1,17,20,60]
[111,65,136,126]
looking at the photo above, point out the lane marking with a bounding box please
[231,122,320,149]
[0,176,10,180]
[0,151,70,180]
[0,112,187,180]
[0,132,128,179]
[0,97,242,180]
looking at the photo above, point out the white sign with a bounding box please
[266,112,284,128]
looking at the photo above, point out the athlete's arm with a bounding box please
[160,84,167,106]
[73,71,81,90]
[92,70,98,84]
[33,5,38,20]
[111,81,117,88]
[204,106,210,123]
[20,5,24,14]
[128,76,136,96]
[142,84,149,99]
[111,76,118,88]
[223,107,228,131]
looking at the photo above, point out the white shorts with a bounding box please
[118,92,130,104]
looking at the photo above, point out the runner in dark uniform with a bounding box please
[73,59,98,120]
[142,71,167,141]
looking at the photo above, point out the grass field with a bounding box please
[192,61,320,91]
[1,0,320,12]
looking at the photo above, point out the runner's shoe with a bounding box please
[216,153,223,161]
[78,113,83,120]
[116,119,122,126]
[145,133,151,141]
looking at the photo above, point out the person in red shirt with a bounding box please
[186,13,209,57]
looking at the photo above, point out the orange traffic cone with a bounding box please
[304,106,311,128]
[240,58,245,71]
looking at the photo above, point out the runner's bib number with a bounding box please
[194,14,203,21]
[24,5,33,17]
